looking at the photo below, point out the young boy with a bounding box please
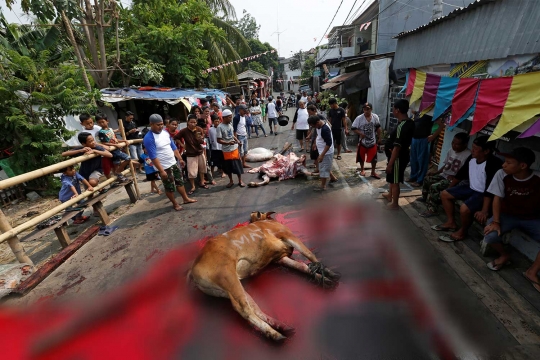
[139,146,162,195]
[62,132,112,187]
[96,114,130,183]
[58,165,94,224]
[78,113,101,141]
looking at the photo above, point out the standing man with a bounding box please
[291,101,309,152]
[383,100,415,210]
[408,111,444,187]
[352,102,382,178]
[327,98,347,160]
[300,91,308,104]
[307,115,338,191]
[233,104,251,168]
[143,114,196,211]
[217,109,245,188]
[122,111,144,174]
[174,114,208,195]
[266,96,279,135]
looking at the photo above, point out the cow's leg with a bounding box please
[244,291,295,336]
[223,276,286,341]
[278,256,339,288]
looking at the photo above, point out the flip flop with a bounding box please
[336,156,342,160]
[174,205,183,211]
[522,272,540,293]
[226,183,234,188]
[187,189,195,195]
[199,184,209,189]
[360,171,366,176]
[486,260,512,271]
[313,187,326,192]
[431,224,458,232]
[370,174,381,179]
[238,183,246,187]
[438,234,464,243]
[98,225,119,236]
[73,216,89,224]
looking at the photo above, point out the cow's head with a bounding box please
[250,211,276,223]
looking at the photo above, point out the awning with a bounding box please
[321,82,340,90]
[327,70,363,84]
[320,70,371,94]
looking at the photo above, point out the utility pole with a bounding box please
[432,0,443,21]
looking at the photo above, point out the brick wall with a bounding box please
[387,85,405,132]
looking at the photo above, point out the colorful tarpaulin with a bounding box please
[432,77,459,121]
[518,118,540,138]
[490,71,540,140]
[405,69,416,97]
[419,73,441,112]
[449,78,479,127]
[470,77,512,135]
[410,71,426,105]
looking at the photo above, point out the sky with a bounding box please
[1,0,373,58]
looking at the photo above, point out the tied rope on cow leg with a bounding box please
[308,262,341,289]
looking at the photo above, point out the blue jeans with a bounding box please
[237,135,249,157]
[129,143,143,160]
[484,214,540,244]
[253,124,266,136]
[410,137,430,183]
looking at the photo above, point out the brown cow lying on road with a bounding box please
[189,211,340,341]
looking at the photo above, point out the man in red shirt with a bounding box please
[483,148,540,293]
[174,115,208,194]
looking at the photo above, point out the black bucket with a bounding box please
[277,115,289,126]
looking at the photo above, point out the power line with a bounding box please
[316,0,345,48]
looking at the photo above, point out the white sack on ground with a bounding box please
[245,147,275,162]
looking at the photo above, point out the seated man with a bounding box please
[434,136,502,242]
[419,132,471,217]
[483,148,540,289]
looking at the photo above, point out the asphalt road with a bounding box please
[4,107,523,359]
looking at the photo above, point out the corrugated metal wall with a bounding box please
[394,0,540,69]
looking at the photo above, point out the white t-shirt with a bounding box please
[208,127,222,151]
[469,159,487,193]
[145,130,177,170]
[267,102,278,118]
[352,114,380,148]
[441,148,471,179]
[295,108,309,130]
[78,125,101,145]
[300,96,308,104]
[236,116,247,136]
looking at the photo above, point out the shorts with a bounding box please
[187,155,206,179]
[296,129,308,140]
[237,135,249,156]
[386,157,408,184]
[89,170,103,181]
[318,153,333,179]
[332,128,342,147]
[269,118,278,126]
[162,164,184,193]
[357,144,377,163]
[146,172,159,181]
[445,183,484,213]
[102,157,113,177]
[111,149,130,165]
[484,214,540,244]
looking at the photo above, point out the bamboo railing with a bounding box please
[0,139,142,265]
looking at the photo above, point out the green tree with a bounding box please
[0,36,99,176]
[301,54,316,80]
[233,10,261,40]
[245,39,278,74]
[247,61,266,74]
[288,50,304,72]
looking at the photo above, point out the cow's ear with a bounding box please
[257,211,261,219]
[265,211,276,219]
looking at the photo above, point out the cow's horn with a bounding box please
[257,211,261,219]
[265,211,276,219]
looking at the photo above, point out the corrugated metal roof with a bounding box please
[327,70,363,83]
[393,0,540,69]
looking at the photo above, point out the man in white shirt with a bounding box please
[233,104,251,168]
[143,114,196,211]
[352,102,381,177]
[300,91,308,104]
[291,101,310,151]
[419,132,471,217]
[266,96,279,135]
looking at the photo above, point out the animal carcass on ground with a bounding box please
[189,211,340,341]
[247,152,311,187]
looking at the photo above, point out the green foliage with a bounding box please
[245,39,278,74]
[0,48,99,174]
[318,91,346,111]
[301,55,316,80]
[132,60,165,85]
[288,50,304,72]
[246,61,266,74]
[231,10,261,40]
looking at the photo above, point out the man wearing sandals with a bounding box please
[291,100,309,152]
[175,114,209,194]
[352,102,381,178]
[435,136,501,242]
[483,148,540,292]
[143,114,196,211]
[308,115,338,191]
[217,109,245,188]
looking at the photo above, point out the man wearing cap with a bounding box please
[143,114,196,211]
[483,148,540,285]
[352,102,382,178]
[233,104,251,168]
[217,109,245,187]
[122,111,144,174]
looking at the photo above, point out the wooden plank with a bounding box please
[14,226,100,295]
[399,197,540,344]
[83,192,109,208]
[53,225,71,248]
[20,211,80,243]
[124,182,137,204]
[92,202,110,226]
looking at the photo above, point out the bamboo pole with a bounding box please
[117,121,141,200]
[0,210,33,264]
[0,140,142,191]
[0,169,130,245]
